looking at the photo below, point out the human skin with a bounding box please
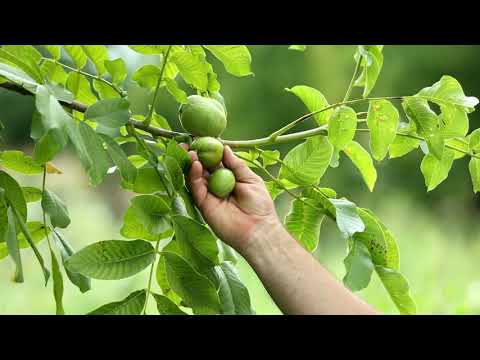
[186,144,378,315]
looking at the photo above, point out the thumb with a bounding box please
[222,145,261,184]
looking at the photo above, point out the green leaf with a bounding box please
[132,64,162,90]
[285,198,325,252]
[163,251,221,315]
[122,166,166,194]
[171,48,209,91]
[81,45,109,75]
[41,189,70,229]
[65,239,155,280]
[285,85,331,125]
[354,208,387,266]
[420,149,455,191]
[204,45,253,77]
[469,158,480,193]
[288,45,307,51]
[260,150,280,167]
[216,262,254,315]
[375,266,416,315]
[128,45,170,55]
[446,137,469,160]
[279,136,333,186]
[219,242,239,265]
[367,99,400,161]
[330,198,365,239]
[84,98,130,128]
[53,229,91,293]
[43,45,61,60]
[163,155,184,191]
[166,140,192,172]
[389,122,420,159]
[92,79,121,100]
[343,240,374,291]
[129,194,171,235]
[342,141,377,192]
[89,289,147,315]
[40,59,68,85]
[173,215,220,265]
[152,293,187,315]
[63,45,87,69]
[50,249,65,315]
[21,186,42,203]
[156,247,183,305]
[469,129,480,152]
[0,63,38,93]
[6,206,23,282]
[66,72,97,106]
[120,206,165,241]
[0,171,27,221]
[439,104,469,138]
[0,222,50,260]
[0,46,43,83]
[100,134,137,183]
[417,75,479,111]
[354,45,384,97]
[165,78,188,104]
[328,106,357,166]
[105,58,127,85]
[0,150,43,175]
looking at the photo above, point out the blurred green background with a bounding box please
[1,45,480,315]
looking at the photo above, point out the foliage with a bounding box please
[0,44,478,315]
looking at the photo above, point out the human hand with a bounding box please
[185,144,282,255]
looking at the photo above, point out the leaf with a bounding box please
[84,98,130,128]
[156,247,183,305]
[153,293,187,315]
[439,104,469,138]
[353,208,387,266]
[81,45,109,75]
[354,45,384,97]
[128,45,170,55]
[260,150,280,167]
[122,166,166,194]
[279,136,333,186]
[63,45,87,69]
[285,198,325,252]
[163,156,184,191]
[129,194,171,235]
[165,78,188,104]
[285,85,331,125]
[0,63,38,93]
[6,206,23,282]
[100,134,137,183]
[41,189,71,229]
[132,64,162,90]
[0,150,43,175]
[166,140,192,172]
[417,75,479,112]
[375,266,416,315]
[420,149,455,191]
[171,48,209,90]
[0,171,27,221]
[288,45,307,51]
[50,249,65,315]
[40,59,68,85]
[0,222,50,260]
[204,45,253,77]
[66,72,97,106]
[65,240,155,280]
[389,122,420,159]
[342,141,377,192]
[105,58,127,85]
[446,137,469,160]
[89,289,147,315]
[0,46,43,83]
[330,198,365,239]
[53,229,91,293]
[21,186,42,203]
[469,128,480,152]
[216,262,254,315]
[367,99,400,161]
[43,45,61,60]
[163,251,221,315]
[328,106,357,166]
[469,158,480,193]
[172,215,220,265]
[343,240,374,291]
[93,79,121,100]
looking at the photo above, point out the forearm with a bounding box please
[241,218,379,315]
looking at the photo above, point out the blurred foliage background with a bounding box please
[1,45,480,315]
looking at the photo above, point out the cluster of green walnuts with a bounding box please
[179,93,236,198]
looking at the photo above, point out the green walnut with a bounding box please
[179,95,227,137]
[211,92,227,117]
[208,168,236,199]
[190,137,224,169]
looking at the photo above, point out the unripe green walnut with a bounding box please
[190,137,224,169]
[179,95,227,137]
[208,168,236,198]
[211,92,227,117]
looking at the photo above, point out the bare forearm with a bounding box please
[241,219,378,315]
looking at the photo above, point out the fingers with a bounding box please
[187,159,209,209]
[222,145,261,184]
